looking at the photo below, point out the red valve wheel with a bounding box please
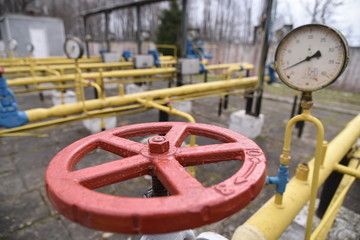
[46,122,266,234]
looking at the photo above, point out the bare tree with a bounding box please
[0,0,35,14]
[302,0,343,24]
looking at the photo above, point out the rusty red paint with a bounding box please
[45,122,267,234]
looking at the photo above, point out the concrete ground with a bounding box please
[0,80,359,240]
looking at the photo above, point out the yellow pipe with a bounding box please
[160,60,177,66]
[0,56,100,67]
[7,63,254,87]
[221,65,246,80]
[334,163,360,178]
[0,55,99,62]
[232,114,360,240]
[99,75,174,85]
[8,67,177,86]
[11,76,174,94]
[137,98,195,124]
[159,55,175,61]
[311,157,359,240]
[271,95,325,240]
[156,44,178,59]
[80,79,103,102]
[3,62,133,74]
[13,84,77,94]
[0,132,49,137]
[206,63,254,71]
[0,104,146,136]
[25,77,257,122]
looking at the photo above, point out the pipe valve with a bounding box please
[266,164,289,195]
[0,71,28,128]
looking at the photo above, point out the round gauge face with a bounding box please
[8,39,18,51]
[64,37,84,59]
[275,24,349,91]
[26,43,34,53]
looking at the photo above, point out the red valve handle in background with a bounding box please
[45,122,266,234]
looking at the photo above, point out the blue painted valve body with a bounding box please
[266,164,289,195]
[0,76,28,128]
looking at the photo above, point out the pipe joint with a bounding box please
[280,154,291,166]
[266,164,289,194]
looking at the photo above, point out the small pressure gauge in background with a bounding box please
[274,24,349,92]
[64,37,84,59]
[8,39,18,51]
[26,43,34,53]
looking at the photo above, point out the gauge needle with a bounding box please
[284,50,322,70]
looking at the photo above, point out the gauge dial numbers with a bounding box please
[275,24,349,91]
[64,37,84,59]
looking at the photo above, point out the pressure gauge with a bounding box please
[26,43,34,53]
[274,24,349,92]
[64,37,84,59]
[8,39,18,51]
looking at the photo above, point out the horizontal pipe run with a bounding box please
[334,163,360,178]
[4,62,133,73]
[25,77,258,122]
[206,63,254,71]
[12,75,174,94]
[8,68,177,86]
[137,98,196,124]
[232,114,360,240]
[0,104,146,136]
[0,57,100,67]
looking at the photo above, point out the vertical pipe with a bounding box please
[105,11,110,52]
[83,16,90,58]
[253,0,274,117]
[257,0,274,87]
[290,95,298,118]
[136,5,142,54]
[181,0,188,58]
[245,91,254,114]
[159,107,169,122]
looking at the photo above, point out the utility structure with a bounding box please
[79,0,188,57]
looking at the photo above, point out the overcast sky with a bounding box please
[277,0,360,46]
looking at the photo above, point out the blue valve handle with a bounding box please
[0,75,28,128]
[121,50,133,62]
[266,164,289,195]
[267,62,277,84]
[148,50,161,67]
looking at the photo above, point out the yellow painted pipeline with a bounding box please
[25,77,257,122]
[232,114,360,240]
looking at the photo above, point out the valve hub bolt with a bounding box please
[148,136,169,153]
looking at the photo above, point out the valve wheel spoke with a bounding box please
[98,133,145,157]
[153,157,204,195]
[69,155,150,189]
[175,142,244,166]
[165,123,189,147]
